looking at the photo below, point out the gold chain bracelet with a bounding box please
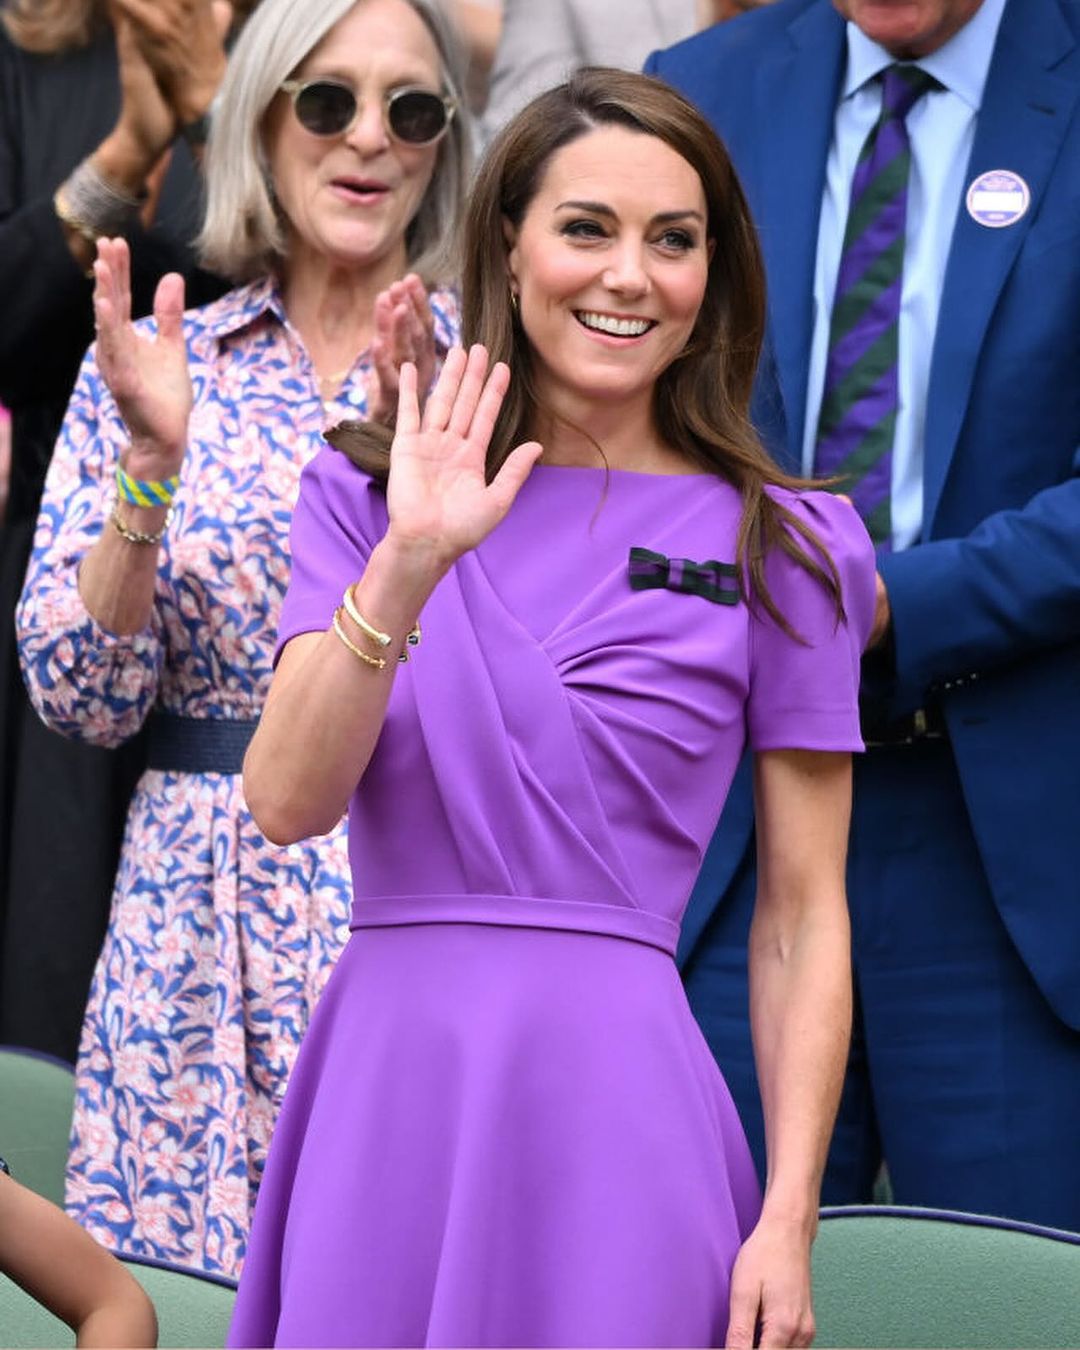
[111,501,172,546]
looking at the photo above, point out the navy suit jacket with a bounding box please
[647,0,1080,1028]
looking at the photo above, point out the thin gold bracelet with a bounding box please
[342,584,391,647]
[343,583,422,662]
[332,608,386,670]
[111,500,171,546]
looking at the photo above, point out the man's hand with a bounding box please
[102,3,178,171]
[113,0,233,128]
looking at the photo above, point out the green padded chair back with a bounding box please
[813,1205,1080,1349]
[122,1257,237,1348]
[0,1271,73,1347]
[0,1046,75,1206]
[0,1258,236,1348]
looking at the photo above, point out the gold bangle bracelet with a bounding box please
[332,608,386,670]
[343,583,422,662]
[111,500,171,546]
[342,584,392,647]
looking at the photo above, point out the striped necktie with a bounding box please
[813,64,940,548]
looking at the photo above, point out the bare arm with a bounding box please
[0,1171,157,1348]
[53,1,232,273]
[243,346,542,844]
[445,1,503,112]
[76,238,191,636]
[725,747,853,1350]
[53,9,177,276]
[244,536,447,845]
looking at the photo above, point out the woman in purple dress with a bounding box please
[231,68,875,1349]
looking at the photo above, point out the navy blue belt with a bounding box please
[146,712,259,775]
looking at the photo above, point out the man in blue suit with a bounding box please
[647,0,1080,1230]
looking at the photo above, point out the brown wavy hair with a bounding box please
[336,67,842,633]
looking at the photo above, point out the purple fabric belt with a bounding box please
[349,893,680,957]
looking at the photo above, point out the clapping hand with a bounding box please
[385,345,542,569]
[92,237,192,482]
[110,2,177,164]
[112,0,233,131]
[366,274,441,425]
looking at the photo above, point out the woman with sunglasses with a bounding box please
[230,69,874,1347]
[16,0,469,1280]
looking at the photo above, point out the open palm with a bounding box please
[386,345,542,565]
[93,236,192,480]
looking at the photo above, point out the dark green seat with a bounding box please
[813,1205,1080,1348]
[0,1271,71,1347]
[0,1045,75,1206]
[0,1255,236,1348]
[121,1257,237,1348]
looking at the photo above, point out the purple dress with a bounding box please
[229,453,874,1348]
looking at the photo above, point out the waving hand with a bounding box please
[386,344,542,567]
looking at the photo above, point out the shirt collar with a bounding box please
[194,274,288,341]
[841,0,1009,112]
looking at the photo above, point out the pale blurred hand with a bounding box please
[366,274,440,426]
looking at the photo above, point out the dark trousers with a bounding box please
[682,739,1080,1232]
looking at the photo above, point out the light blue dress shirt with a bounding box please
[800,0,1008,551]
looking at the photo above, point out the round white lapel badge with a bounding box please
[966,169,1031,228]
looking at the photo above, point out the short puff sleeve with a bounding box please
[275,446,389,662]
[746,489,875,753]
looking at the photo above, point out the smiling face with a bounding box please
[505,126,711,421]
[264,0,444,281]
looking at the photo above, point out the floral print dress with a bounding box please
[16,277,460,1278]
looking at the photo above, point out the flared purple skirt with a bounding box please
[229,920,760,1348]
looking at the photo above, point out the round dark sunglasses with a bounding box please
[280,78,455,146]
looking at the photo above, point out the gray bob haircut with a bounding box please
[199,0,471,284]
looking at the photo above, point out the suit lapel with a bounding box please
[753,3,846,468]
[923,0,1079,533]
